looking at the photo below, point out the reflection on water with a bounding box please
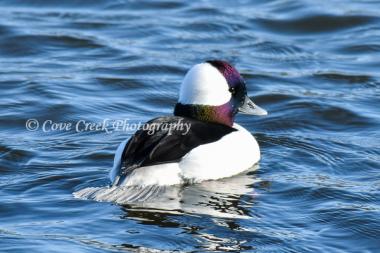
[75,166,259,219]
[74,166,261,251]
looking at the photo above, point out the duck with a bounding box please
[110,60,267,187]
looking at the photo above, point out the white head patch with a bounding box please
[178,63,231,106]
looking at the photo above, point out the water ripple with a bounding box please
[256,14,379,35]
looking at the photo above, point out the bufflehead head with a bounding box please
[174,60,267,126]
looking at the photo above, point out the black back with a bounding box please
[116,116,236,184]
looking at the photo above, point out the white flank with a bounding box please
[179,123,260,182]
[121,163,182,186]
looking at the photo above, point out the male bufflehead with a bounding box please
[110,60,267,187]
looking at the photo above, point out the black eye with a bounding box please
[229,87,236,95]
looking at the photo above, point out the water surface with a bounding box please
[1,0,380,252]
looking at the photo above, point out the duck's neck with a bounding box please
[174,102,234,127]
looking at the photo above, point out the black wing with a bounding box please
[115,116,236,184]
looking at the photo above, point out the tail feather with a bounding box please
[73,184,167,204]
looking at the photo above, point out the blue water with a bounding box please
[1,0,380,252]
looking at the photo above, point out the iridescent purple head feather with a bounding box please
[206,60,244,89]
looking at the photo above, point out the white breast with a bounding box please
[179,123,260,182]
